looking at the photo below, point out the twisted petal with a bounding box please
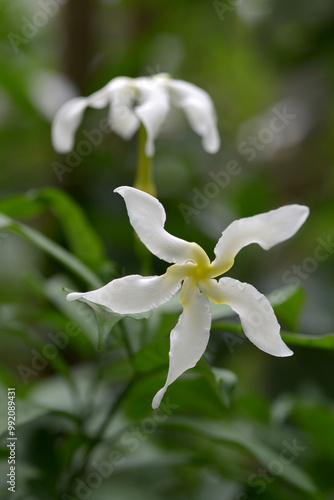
[211,205,309,274]
[67,272,182,315]
[168,79,220,153]
[152,283,211,408]
[135,78,170,156]
[201,278,292,357]
[115,186,207,265]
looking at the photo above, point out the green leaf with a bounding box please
[0,188,109,273]
[0,365,114,435]
[34,188,108,273]
[0,192,44,218]
[281,331,334,350]
[0,213,102,288]
[211,321,334,352]
[293,401,334,460]
[273,286,305,331]
[5,325,75,391]
[161,417,316,494]
[123,373,227,420]
[236,392,271,423]
[133,338,170,374]
[266,284,303,308]
[0,361,25,397]
[44,276,97,347]
[196,358,238,408]
[131,336,238,412]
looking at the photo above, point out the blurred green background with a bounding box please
[1,0,334,499]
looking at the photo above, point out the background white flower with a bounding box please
[51,74,220,157]
[67,187,309,408]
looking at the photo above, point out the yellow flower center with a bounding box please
[168,243,235,306]
[187,261,212,282]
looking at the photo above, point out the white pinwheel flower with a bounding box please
[67,187,309,408]
[51,74,220,157]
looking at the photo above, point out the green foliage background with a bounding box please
[1,0,334,499]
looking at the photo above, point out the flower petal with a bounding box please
[168,79,220,153]
[51,77,134,153]
[51,97,89,153]
[115,186,207,264]
[134,78,170,156]
[152,283,211,408]
[108,77,141,140]
[201,277,292,357]
[212,205,309,274]
[67,272,182,315]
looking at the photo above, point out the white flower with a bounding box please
[67,187,309,408]
[51,74,220,157]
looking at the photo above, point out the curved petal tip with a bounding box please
[152,388,166,409]
[66,292,83,302]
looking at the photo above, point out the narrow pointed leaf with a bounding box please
[0,188,109,273]
[35,188,108,272]
[0,214,102,288]
[281,331,334,350]
[133,338,170,373]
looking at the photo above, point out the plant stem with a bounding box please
[133,124,155,274]
[134,125,156,197]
